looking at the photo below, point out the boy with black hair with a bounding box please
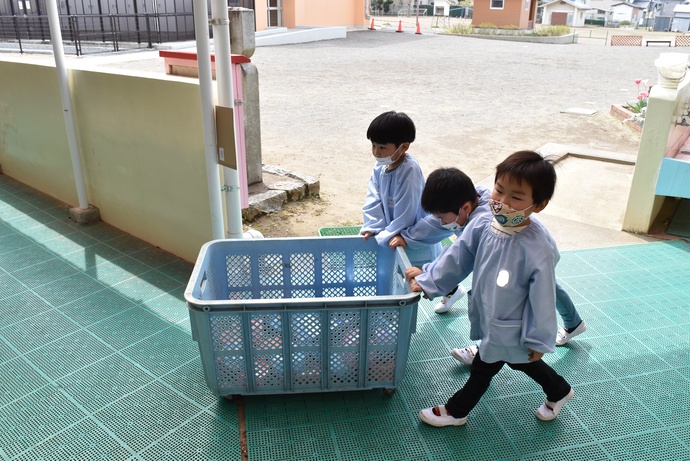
[399,169,586,352]
[390,167,492,313]
[410,151,574,427]
[360,111,442,267]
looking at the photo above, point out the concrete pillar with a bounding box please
[622,85,677,234]
[229,7,263,186]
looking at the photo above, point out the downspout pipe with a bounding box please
[46,0,89,210]
[210,0,244,239]
[192,0,226,240]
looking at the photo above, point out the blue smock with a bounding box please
[361,154,441,267]
[415,215,559,364]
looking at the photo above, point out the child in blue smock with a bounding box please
[410,151,574,427]
[360,111,441,267]
[399,168,586,353]
[389,167,492,313]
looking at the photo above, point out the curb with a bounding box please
[242,165,320,222]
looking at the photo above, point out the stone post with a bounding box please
[229,7,263,186]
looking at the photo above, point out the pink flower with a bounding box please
[642,80,649,87]
[635,79,642,84]
[637,94,643,100]
[640,91,649,98]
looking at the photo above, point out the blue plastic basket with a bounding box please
[184,236,420,397]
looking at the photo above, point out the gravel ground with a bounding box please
[3,26,674,244]
[246,28,662,238]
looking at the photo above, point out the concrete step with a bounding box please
[242,165,320,221]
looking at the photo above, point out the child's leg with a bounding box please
[509,360,573,420]
[555,283,582,330]
[445,352,504,418]
[434,284,466,314]
[555,283,587,345]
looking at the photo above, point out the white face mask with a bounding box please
[375,145,403,165]
[441,221,463,231]
[439,206,467,231]
[489,199,534,227]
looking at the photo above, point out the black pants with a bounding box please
[445,350,571,418]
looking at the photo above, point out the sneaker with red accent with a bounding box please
[536,388,574,421]
[450,344,478,365]
[419,405,468,427]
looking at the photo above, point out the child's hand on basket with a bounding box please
[405,267,422,281]
[388,235,407,249]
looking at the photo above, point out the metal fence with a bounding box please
[0,0,256,55]
[0,12,197,55]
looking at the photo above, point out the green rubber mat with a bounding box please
[1,174,690,460]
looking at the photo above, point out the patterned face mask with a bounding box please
[489,199,534,227]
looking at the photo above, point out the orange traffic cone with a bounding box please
[368,17,375,30]
[415,21,421,34]
[396,20,403,33]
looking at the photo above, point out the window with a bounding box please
[491,0,504,9]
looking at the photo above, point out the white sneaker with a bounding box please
[434,285,466,314]
[450,344,478,365]
[536,388,574,421]
[419,405,468,427]
[555,321,587,346]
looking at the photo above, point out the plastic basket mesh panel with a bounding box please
[258,253,284,286]
[211,313,248,392]
[225,254,251,288]
[253,353,284,389]
[329,311,361,348]
[249,313,285,390]
[329,351,359,386]
[321,251,346,285]
[366,350,396,384]
[215,353,247,390]
[290,312,323,388]
[368,310,399,346]
[211,314,244,351]
[290,252,315,285]
[322,286,347,297]
[251,313,283,350]
[291,351,322,387]
[353,250,377,284]
[291,312,322,347]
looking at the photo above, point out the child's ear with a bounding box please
[532,200,549,214]
[399,142,411,153]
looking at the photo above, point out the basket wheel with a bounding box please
[383,388,396,397]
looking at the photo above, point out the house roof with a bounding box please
[673,3,690,12]
[541,0,592,10]
[610,2,644,9]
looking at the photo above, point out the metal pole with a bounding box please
[210,0,243,239]
[45,0,89,210]
[192,0,226,240]
[415,0,419,27]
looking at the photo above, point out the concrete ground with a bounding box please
[4,24,681,251]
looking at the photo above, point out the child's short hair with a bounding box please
[421,168,476,214]
[366,111,416,147]
[495,150,556,205]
